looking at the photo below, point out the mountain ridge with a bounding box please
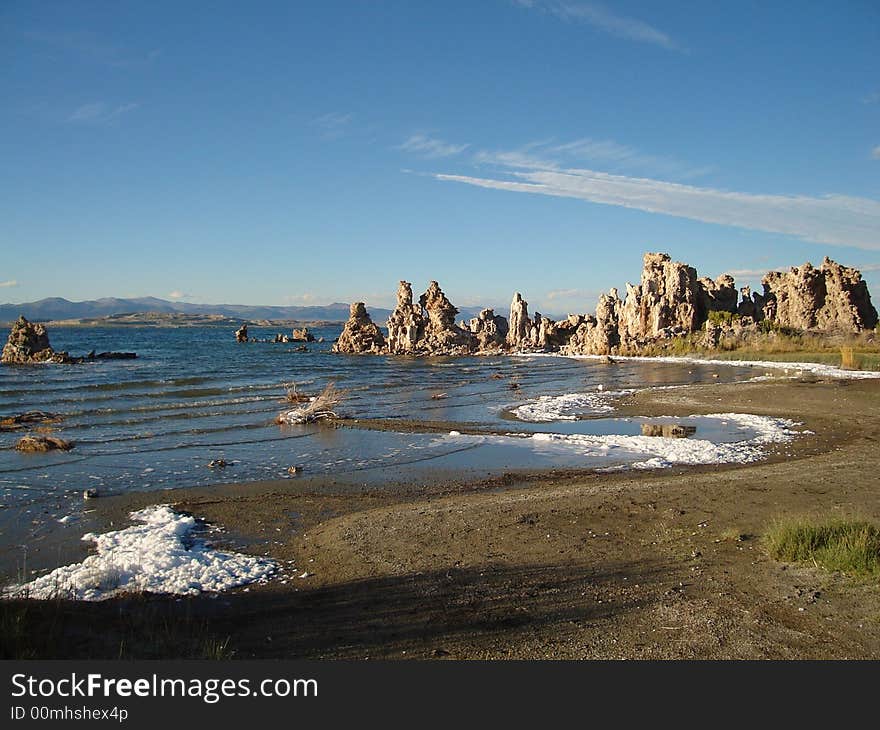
[0,296,501,325]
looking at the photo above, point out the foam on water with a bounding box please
[511,389,633,421]
[6,505,276,601]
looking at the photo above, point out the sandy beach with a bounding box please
[4,375,879,659]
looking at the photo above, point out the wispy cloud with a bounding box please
[282,293,321,305]
[862,91,880,104]
[872,145,880,160]
[724,268,774,279]
[167,290,192,301]
[312,112,353,140]
[0,280,18,288]
[539,287,601,314]
[433,161,880,250]
[545,287,594,301]
[516,1,680,51]
[22,29,162,68]
[475,138,711,180]
[399,134,470,159]
[68,102,139,124]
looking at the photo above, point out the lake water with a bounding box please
[0,324,796,575]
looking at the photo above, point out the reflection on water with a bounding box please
[640,423,697,438]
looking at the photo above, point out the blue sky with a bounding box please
[2,0,879,316]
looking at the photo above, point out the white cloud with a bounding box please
[872,145,880,160]
[167,290,191,301]
[724,268,775,279]
[537,287,600,315]
[475,138,711,180]
[282,293,326,306]
[0,280,18,288]
[433,166,880,250]
[399,134,470,159]
[69,101,139,124]
[545,287,594,301]
[517,1,680,51]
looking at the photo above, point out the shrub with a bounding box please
[707,310,740,326]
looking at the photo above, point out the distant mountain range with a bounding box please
[0,296,491,325]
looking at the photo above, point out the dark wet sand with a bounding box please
[3,377,880,659]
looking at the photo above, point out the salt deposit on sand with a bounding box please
[7,505,276,601]
[446,412,803,470]
[528,413,801,469]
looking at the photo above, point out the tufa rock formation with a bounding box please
[331,253,876,359]
[466,309,509,352]
[699,274,738,316]
[624,252,703,338]
[2,316,135,365]
[15,434,73,452]
[565,253,877,356]
[333,303,386,354]
[386,281,427,354]
[291,328,315,342]
[235,324,249,343]
[534,313,585,350]
[2,316,73,364]
[386,281,476,355]
[567,289,622,355]
[507,293,532,350]
[419,281,477,353]
[761,257,877,332]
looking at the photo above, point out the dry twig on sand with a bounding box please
[276,382,345,424]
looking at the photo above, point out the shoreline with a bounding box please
[4,376,879,658]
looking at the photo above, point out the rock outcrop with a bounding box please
[567,254,710,355]
[737,286,765,320]
[291,328,315,342]
[331,252,876,360]
[386,281,476,355]
[534,314,584,350]
[2,316,72,364]
[235,324,249,343]
[419,281,477,353]
[699,274,738,316]
[507,293,533,350]
[466,309,509,351]
[15,434,74,452]
[386,281,426,354]
[565,290,622,355]
[624,252,703,338]
[2,316,136,364]
[333,303,387,354]
[761,257,878,332]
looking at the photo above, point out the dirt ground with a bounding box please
[4,377,879,659]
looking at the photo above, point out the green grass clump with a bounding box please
[764,518,880,578]
[707,310,740,326]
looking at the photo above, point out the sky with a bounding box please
[2,0,879,316]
